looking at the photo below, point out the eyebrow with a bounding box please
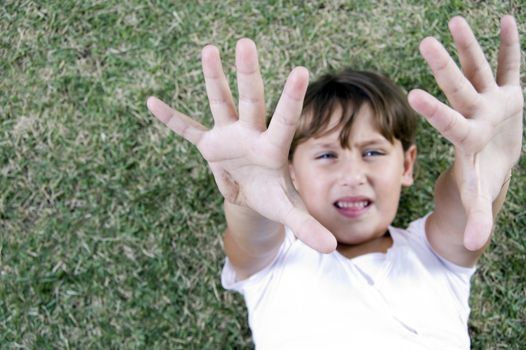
[311,142,338,149]
[354,138,390,147]
[311,137,389,148]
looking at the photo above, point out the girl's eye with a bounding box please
[363,150,384,158]
[316,152,336,160]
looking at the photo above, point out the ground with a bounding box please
[1,1,525,348]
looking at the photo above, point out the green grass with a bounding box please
[1,0,524,348]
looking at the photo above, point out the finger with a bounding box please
[419,37,479,116]
[285,205,337,253]
[497,15,521,86]
[449,16,495,92]
[265,67,309,151]
[202,45,238,126]
[235,38,266,130]
[408,89,472,147]
[147,96,207,145]
[463,197,493,251]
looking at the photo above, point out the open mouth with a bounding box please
[334,200,371,209]
[333,198,372,218]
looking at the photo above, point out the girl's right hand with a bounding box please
[147,39,337,253]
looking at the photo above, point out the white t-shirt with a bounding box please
[222,215,476,350]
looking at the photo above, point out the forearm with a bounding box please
[223,201,284,278]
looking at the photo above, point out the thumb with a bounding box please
[284,206,337,253]
[463,197,493,251]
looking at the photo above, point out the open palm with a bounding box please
[147,39,336,253]
[408,16,523,251]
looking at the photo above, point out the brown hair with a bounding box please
[289,69,419,160]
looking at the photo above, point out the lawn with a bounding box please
[1,0,525,348]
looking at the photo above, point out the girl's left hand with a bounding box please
[408,16,523,251]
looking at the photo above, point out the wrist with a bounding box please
[223,199,283,253]
[224,200,261,219]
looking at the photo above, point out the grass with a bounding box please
[1,0,525,348]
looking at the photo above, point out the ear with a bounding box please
[401,144,417,187]
[289,162,299,191]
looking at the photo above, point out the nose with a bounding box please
[338,158,366,188]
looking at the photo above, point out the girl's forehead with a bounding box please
[307,128,391,152]
[313,104,385,142]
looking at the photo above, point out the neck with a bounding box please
[337,231,393,259]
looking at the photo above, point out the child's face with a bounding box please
[289,103,417,246]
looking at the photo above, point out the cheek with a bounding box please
[372,164,404,198]
[369,173,401,222]
[297,175,325,198]
[295,173,330,208]
[294,163,326,192]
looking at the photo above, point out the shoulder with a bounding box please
[387,215,476,327]
[222,226,343,295]
[389,214,476,281]
[222,227,297,293]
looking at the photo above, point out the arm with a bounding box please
[147,39,337,280]
[408,16,523,267]
[223,202,285,280]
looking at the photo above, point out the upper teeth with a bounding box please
[336,201,368,209]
